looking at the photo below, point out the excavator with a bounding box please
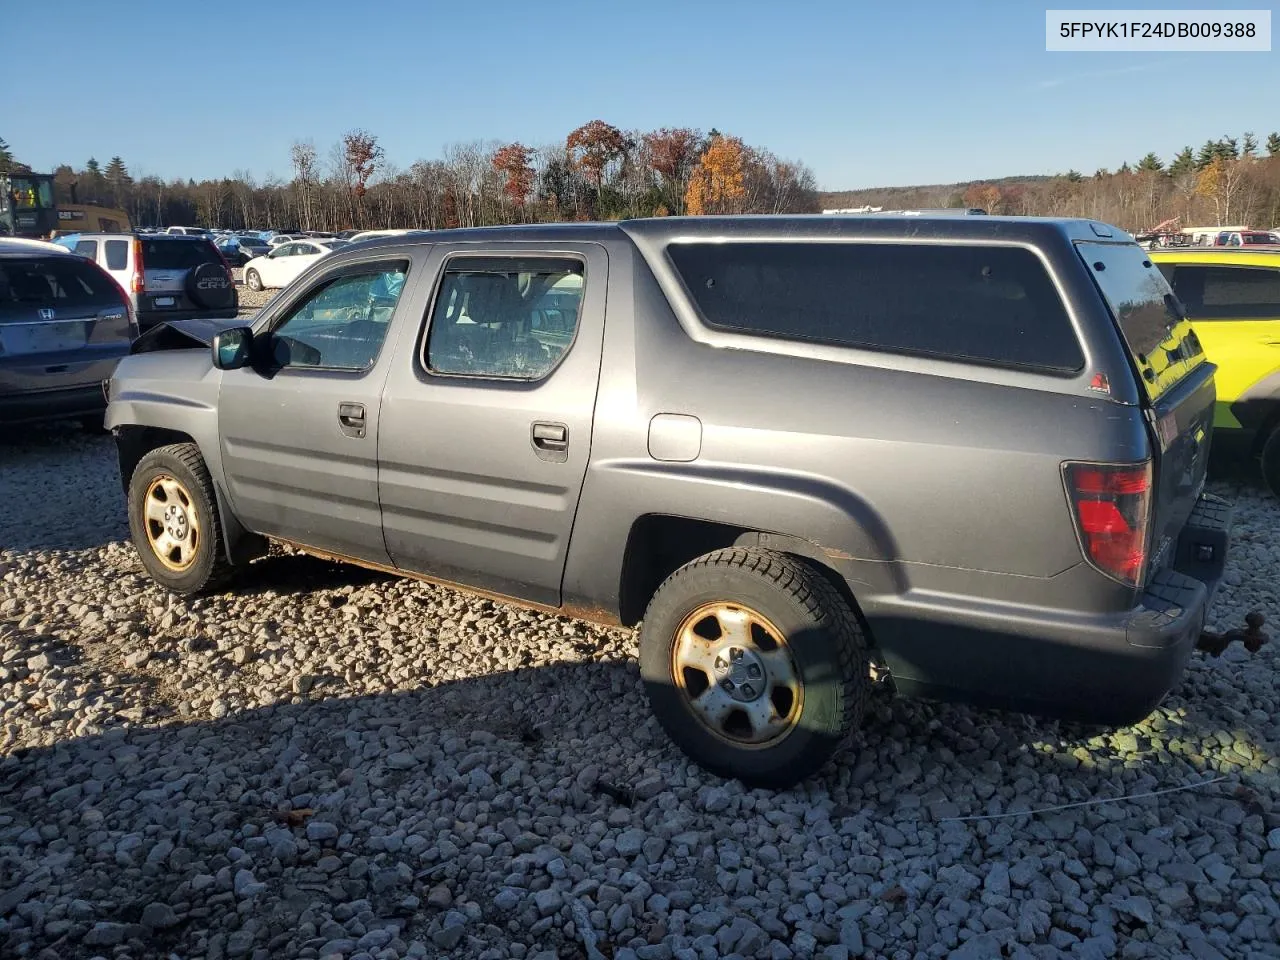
[1,170,130,238]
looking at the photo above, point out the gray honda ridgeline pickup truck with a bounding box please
[105,215,1231,788]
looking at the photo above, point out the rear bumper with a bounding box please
[0,384,106,425]
[869,492,1231,725]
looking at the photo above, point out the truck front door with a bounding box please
[217,255,418,563]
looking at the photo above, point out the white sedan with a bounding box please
[242,239,348,291]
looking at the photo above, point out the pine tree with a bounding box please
[1169,147,1196,177]
[1265,132,1280,157]
[1065,169,1083,183]
[104,157,132,208]
[0,137,12,174]
[1195,141,1218,168]
[1242,132,1258,158]
[85,157,101,175]
[1136,153,1163,174]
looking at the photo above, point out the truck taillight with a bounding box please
[131,238,145,293]
[1063,461,1152,587]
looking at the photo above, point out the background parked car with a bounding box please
[54,232,238,333]
[164,226,211,237]
[0,237,76,256]
[242,238,348,291]
[215,234,271,267]
[266,233,307,248]
[1,247,135,429]
[1151,246,1280,494]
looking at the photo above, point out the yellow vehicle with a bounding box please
[1149,247,1280,494]
[50,203,131,235]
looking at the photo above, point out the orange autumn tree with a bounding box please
[491,142,535,207]
[685,134,748,215]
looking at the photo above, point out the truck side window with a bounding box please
[425,256,584,380]
[269,263,409,371]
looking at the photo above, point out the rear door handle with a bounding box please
[531,421,568,461]
[338,401,366,438]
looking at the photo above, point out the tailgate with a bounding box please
[1076,240,1215,580]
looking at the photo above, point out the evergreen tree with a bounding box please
[1169,147,1196,177]
[1267,132,1280,157]
[0,137,12,174]
[1242,132,1258,158]
[1136,153,1163,174]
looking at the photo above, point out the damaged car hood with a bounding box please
[131,317,248,354]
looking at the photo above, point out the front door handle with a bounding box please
[338,402,366,439]
[531,421,568,461]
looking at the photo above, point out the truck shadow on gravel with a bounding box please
[2,645,1275,960]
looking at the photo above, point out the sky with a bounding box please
[4,0,1277,192]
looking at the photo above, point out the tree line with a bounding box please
[0,123,820,232]
[8,127,1280,234]
[822,132,1280,232]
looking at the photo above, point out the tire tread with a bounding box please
[643,547,869,785]
[131,442,233,594]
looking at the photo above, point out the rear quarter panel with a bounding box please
[563,227,1151,621]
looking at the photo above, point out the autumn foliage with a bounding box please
[685,135,749,215]
[19,118,820,231]
[491,143,534,207]
[566,120,629,189]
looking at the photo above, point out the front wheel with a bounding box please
[245,268,263,291]
[638,548,869,789]
[127,443,232,595]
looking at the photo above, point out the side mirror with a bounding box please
[212,327,253,370]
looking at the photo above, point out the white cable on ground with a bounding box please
[936,774,1229,823]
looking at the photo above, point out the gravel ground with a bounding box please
[2,428,1279,960]
[233,275,277,317]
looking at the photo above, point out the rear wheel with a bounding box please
[1262,428,1280,498]
[246,268,263,291]
[127,443,232,595]
[638,548,869,789]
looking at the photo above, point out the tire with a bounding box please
[1262,428,1280,498]
[638,547,869,789]
[127,443,232,595]
[245,268,263,292]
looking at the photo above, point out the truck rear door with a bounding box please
[377,242,608,607]
[1076,240,1215,580]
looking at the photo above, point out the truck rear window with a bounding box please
[1076,241,1203,399]
[142,238,220,270]
[666,241,1084,372]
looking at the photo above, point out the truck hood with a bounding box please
[131,317,246,354]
